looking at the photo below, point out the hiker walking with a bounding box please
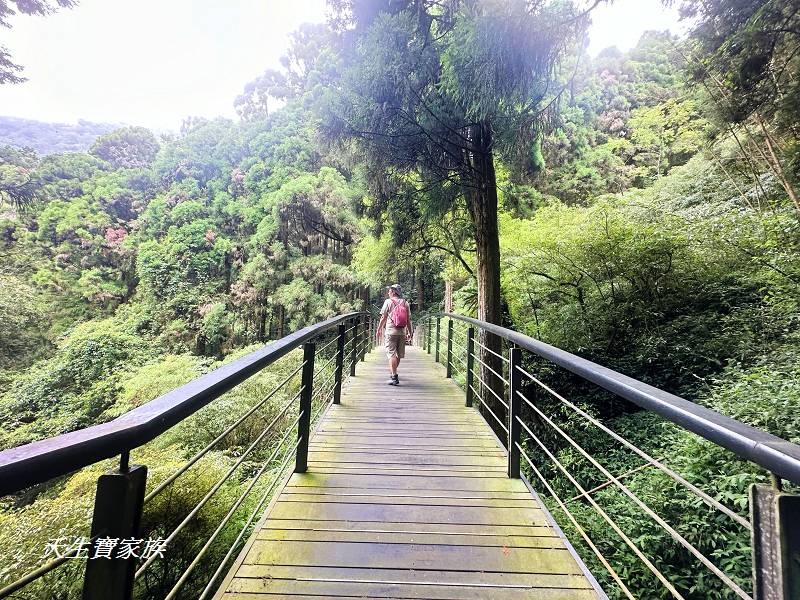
[376,284,413,386]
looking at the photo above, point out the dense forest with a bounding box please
[0,0,798,598]
[0,117,119,155]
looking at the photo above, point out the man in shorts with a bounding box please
[376,284,413,386]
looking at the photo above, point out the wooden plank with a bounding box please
[309,439,501,447]
[286,472,529,492]
[308,458,506,468]
[308,446,505,456]
[225,577,597,599]
[267,500,549,526]
[259,519,553,537]
[306,451,504,465]
[255,527,561,548]
[305,466,510,476]
[307,462,506,472]
[233,564,592,588]
[243,539,582,574]
[274,492,535,508]
[280,487,534,500]
[324,414,483,421]
[310,432,500,441]
[317,427,490,435]
[224,591,597,600]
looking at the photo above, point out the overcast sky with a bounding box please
[0,0,683,131]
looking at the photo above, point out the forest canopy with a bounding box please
[0,1,799,599]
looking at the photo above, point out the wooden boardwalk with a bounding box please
[216,346,602,599]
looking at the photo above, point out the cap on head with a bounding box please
[387,283,402,296]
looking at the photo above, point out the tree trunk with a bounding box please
[416,270,424,312]
[362,285,371,311]
[257,298,267,341]
[464,121,506,441]
[276,305,285,339]
[755,115,800,215]
[444,280,453,312]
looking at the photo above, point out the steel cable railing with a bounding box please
[516,442,637,600]
[161,418,303,599]
[473,367,509,410]
[134,405,305,578]
[471,350,508,385]
[313,348,339,376]
[517,365,752,530]
[517,413,686,599]
[144,361,306,504]
[468,381,509,435]
[314,333,340,357]
[195,435,300,600]
[164,315,369,598]
[517,391,751,599]
[0,311,374,600]
[474,338,509,363]
[431,312,800,600]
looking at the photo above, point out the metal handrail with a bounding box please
[144,364,306,504]
[516,364,752,530]
[440,312,800,485]
[0,311,367,496]
[470,350,509,386]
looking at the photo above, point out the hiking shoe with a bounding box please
[393,374,400,386]
[388,376,398,386]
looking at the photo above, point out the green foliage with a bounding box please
[0,318,151,448]
[536,32,693,203]
[102,354,204,418]
[0,116,116,155]
[90,126,160,170]
[351,231,394,288]
[0,145,39,207]
[628,98,708,183]
[0,274,50,370]
[703,340,800,442]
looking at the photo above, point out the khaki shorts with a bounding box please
[385,332,406,358]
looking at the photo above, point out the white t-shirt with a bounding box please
[381,298,410,335]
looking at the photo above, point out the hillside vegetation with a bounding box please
[0,116,118,155]
[0,1,798,599]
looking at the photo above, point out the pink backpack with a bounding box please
[390,298,408,328]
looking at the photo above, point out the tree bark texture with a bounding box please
[417,271,425,312]
[464,121,506,440]
[362,285,371,312]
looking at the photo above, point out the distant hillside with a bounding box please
[0,116,120,155]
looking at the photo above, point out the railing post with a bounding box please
[350,316,360,377]
[82,459,146,600]
[369,313,375,349]
[361,315,367,361]
[508,348,522,478]
[295,342,315,473]
[435,316,441,363]
[333,323,346,405]
[466,327,475,407]
[751,482,800,599]
[446,319,454,378]
[427,317,432,354]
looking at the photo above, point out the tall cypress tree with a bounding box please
[323,0,591,421]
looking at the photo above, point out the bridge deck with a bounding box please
[215,346,601,599]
